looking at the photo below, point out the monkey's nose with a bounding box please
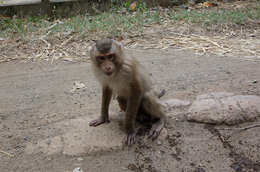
[105,67,113,75]
[105,66,112,72]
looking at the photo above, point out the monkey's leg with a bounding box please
[117,97,127,112]
[141,91,166,140]
[124,86,143,145]
[89,86,112,127]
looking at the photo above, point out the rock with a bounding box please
[187,98,223,124]
[252,80,258,84]
[161,98,191,109]
[187,93,260,125]
[222,95,260,124]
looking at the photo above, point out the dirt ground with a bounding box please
[0,48,260,172]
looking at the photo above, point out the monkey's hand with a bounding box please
[89,117,110,127]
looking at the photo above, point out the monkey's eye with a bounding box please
[107,54,114,60]
[97,56,105,61]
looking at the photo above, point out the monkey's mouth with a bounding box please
[105,71,113,76]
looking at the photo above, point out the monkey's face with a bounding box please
[96,54,116,76]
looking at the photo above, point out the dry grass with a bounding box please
[0,0,259,63]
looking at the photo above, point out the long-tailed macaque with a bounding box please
[88,38,166,145]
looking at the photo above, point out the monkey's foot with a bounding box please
[124,132,137,146]
[89,118,110,127]
[148,122,164,140]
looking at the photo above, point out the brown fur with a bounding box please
[89,38,166,145]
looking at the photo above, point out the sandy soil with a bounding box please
[0,49,260,172]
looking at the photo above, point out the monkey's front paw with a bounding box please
[89,118,110,127]
[124,132,136,146]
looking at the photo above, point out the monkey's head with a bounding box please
[89,38,124,76]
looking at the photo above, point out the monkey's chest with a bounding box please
[108,80,130,98]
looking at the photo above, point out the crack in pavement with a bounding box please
[204,124,260,172]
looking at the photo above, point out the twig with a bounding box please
[0,149,14,158]
[217,124,260,131]
[61,36,74,47]
[193,34,222,49]
[40,38,51,49]
[47,23,58,30]
[158,89,166,99]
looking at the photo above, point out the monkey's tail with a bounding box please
[157,89,166,99]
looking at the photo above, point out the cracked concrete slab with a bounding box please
[1,49,260,172]
[158,122,234,172]
[25,115,125,156]
[222,124,260,162]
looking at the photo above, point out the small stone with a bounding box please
[180,5,189,9]
[252,80,258,84]
[231,163,242,172]
[171,147,177,154]
[73,167,84,172]
[77,157,84,161]
[121,167,127,170]
[24,136,29,141]
[7,134,13,138]
[156,140,162,145]
[46,140,51,145]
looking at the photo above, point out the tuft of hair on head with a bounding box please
[95,38,113,54]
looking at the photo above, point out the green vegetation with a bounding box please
[0,3,259,39]
[171,7,260,26]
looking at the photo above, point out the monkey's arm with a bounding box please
[89,86,112,126]
[124,82,143,145]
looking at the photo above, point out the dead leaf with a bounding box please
[130,1,137,11]
[117,36,124,41]
[88,29,97,33]
[202,2,218,7]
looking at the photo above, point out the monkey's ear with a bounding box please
[112,40,123,50]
